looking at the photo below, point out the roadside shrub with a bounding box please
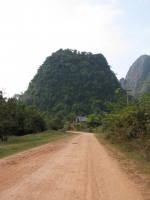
[49,118,64,130]
[103,93,150,160]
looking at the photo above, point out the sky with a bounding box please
[0,0,150,97]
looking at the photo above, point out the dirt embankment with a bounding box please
[0,132,148,200]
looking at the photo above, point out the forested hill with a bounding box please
[19,49,122,116]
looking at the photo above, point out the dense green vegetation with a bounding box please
[102,92,150,160]
[0,91,65,140]
[0,91,45,139]
[19,49,123,116]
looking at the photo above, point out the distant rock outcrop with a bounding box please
[120,55,150,97]
[119,78,127,90]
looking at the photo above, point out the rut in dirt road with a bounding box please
[0,132,145,200]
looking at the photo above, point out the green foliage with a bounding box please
[65,112,76,122]
[0,92,8,140]
[87,114,101,128]
[74,123,89,132]
[16,104,26,135]
[18,49,123,115]
[103,93,150,160]
[138,93,150,123]
[0,91,46,139]
[41,111,51,129]
[24,106,45,134]
[49,117,64,130]
[0,93,19,139]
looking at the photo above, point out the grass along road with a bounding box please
[0,130,74,158]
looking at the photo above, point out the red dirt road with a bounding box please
[0,132,146,200]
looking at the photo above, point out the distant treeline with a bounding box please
[1,88,150,161]
[0,91,64,140]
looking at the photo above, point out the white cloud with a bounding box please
[0,0,130,96]
[110,0,117,3]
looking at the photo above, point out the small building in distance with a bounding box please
[76,116,88,123]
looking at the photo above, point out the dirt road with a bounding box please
[0,132,146,200]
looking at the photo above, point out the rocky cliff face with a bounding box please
[120,55,150,97]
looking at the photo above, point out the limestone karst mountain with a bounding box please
[19,49,123,115]
[120,55,150,97]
